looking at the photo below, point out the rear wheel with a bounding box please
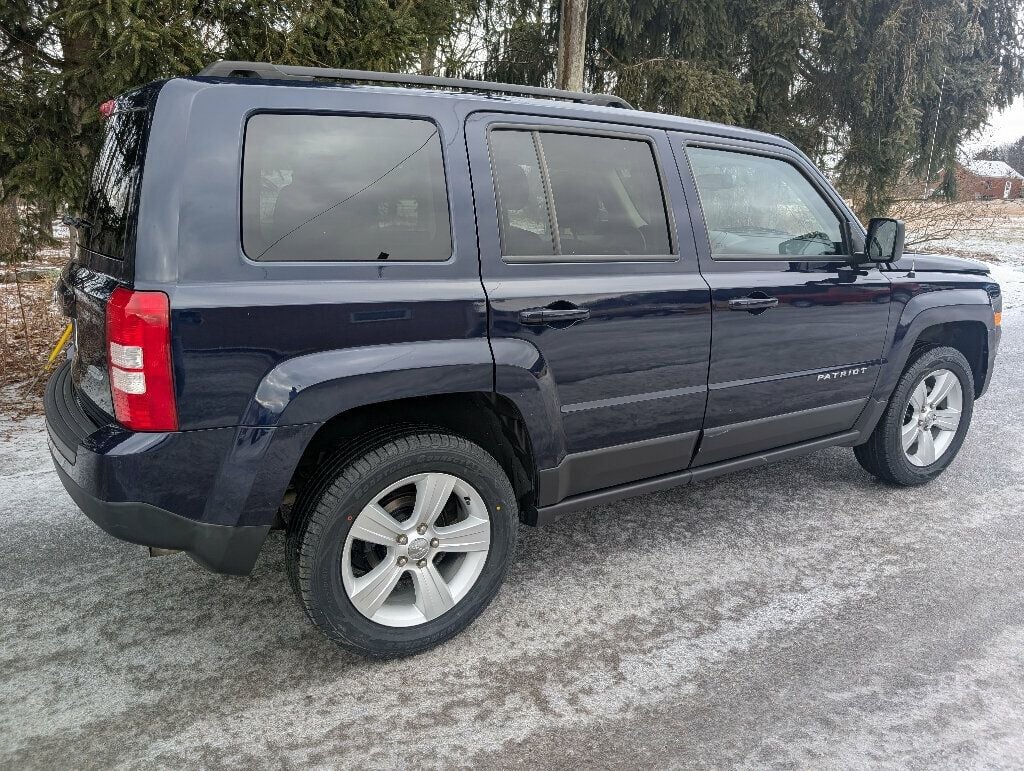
[286,432,517,658]
[854,346,975,485]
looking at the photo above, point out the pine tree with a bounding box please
[801,0,1024,216]
[586,0,754,122]
[0,0,461,256]
[2,0,1023,236]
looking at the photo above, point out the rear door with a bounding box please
[671,135,891,466]
[466,113,712,504]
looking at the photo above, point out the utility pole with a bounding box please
[557,0,588,92]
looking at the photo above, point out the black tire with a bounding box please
[286,432,518,658]
[854,345,975,485]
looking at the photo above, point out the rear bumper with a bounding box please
[43,361,307,575]
[52,459,269,575]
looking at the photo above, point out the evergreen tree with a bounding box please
[0,0,460,251]
[801,0,1024,216]
[586,0,754,122]
[2,0,1023,233]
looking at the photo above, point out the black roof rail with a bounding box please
[197,60,634,110]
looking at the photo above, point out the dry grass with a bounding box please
[1,246,67,418]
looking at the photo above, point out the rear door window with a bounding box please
[242,114,452,262]
[488,131,555,256]
[489,129,672,260]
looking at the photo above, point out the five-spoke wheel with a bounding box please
[342,472,492,627]
[286,432,517,658]
[900,368,963,467]
[855,346,974,485]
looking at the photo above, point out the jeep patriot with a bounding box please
[45,61,1002,657]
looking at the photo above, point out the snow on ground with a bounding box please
[923,199,1024,267]
[990,263,1024,312]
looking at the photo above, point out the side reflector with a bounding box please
[994,311,1001,327]
[106,288,177,431]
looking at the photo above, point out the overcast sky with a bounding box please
[964,95,1024,153]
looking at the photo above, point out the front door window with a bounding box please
[685,147,846,259]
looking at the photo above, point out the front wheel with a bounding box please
[854,346,975,485]
[286,432,518,658]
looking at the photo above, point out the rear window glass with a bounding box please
[242,114,452,262]
[82,106,149,259]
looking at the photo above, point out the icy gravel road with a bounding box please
[2,267,1022,769]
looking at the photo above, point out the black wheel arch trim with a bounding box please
[875,290,996,406]
[241,339,497,427]
[243,336,566,481]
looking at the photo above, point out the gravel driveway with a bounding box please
[2,266,1022,769]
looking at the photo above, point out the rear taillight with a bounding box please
[106,287,177,431]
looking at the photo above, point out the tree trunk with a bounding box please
[556,0,588,91]
[0,188,18,262]
[420,36,439,76]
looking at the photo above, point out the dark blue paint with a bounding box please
[45,74,1002,574]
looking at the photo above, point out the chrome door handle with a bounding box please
[519,306,591,324]
[728,296,779,311]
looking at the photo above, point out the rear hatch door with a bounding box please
[62,86,155,419]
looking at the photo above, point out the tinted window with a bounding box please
[489,131,555,256]
[490,130,672,260]
[541,133,671,256]
[686,147,846,258]
[82,106,149,259]
[243,115,451,262]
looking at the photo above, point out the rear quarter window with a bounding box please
[241,114,452,262]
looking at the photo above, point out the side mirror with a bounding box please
[862,217,905,262]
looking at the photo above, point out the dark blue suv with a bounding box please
[46,61,1002,657]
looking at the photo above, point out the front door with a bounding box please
[1005,180,1013,199]
[671,136,891,466]
[466,113,712,504]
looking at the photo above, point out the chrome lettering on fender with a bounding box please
[817,366,869,381]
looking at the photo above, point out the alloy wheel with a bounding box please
[341,472,491,627]
[901,368,963,467]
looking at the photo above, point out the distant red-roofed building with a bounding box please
[951,159,1024,200]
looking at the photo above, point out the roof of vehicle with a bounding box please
[181,61,796,152]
